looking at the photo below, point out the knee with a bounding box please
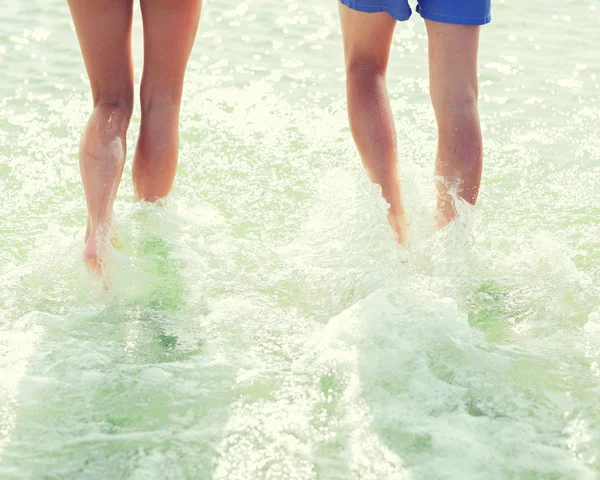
[346,55,387,81]
[432,89,479,121]
[93,90,134,129]
[140,86,182,116]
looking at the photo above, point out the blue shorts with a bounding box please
[339,0,491,26]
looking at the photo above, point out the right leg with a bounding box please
[67,0,134,271]
[132,0,202,202]
[426,21,482,226]
[338,4,408,245]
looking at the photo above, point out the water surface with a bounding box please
[1,0,599,478]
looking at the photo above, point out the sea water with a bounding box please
[1,0,599,478]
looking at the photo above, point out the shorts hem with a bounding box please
[339,0,412,21]
[418,9,491,26]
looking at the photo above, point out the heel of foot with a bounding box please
[83,228,111,273]
[83,243,103,273]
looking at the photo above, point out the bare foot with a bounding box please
[83,222,114,273]
[83,231,105,273]
[84,218,121,271]
[380,180,409,245]
[388,210,410,246]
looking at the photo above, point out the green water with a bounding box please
[1,0,599,478]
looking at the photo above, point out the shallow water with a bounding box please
[1,0,599,478]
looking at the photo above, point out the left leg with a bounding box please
[67,0,134,271]
[338,4,409,244]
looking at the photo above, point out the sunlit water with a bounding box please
[1,0,599,478]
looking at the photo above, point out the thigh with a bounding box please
[425,20,480,110]
[67,0,134,104]
[338,3,397,71]
[418,0,491,26]
[338,0,412,22]
[139,0,202,100]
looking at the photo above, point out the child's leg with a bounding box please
[338,4,409,245]
[425,21,482,226]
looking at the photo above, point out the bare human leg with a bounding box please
[338,4,409,245]
[67,0,134,271]
[132,0,202,202]
[426,20,482,226]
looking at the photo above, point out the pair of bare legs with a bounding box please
[67,0,202,271]
[339,5,483,244]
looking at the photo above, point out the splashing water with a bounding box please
[1,0,599,478]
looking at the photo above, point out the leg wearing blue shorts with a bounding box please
[339,0,491,26]
[338,0,486,234]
